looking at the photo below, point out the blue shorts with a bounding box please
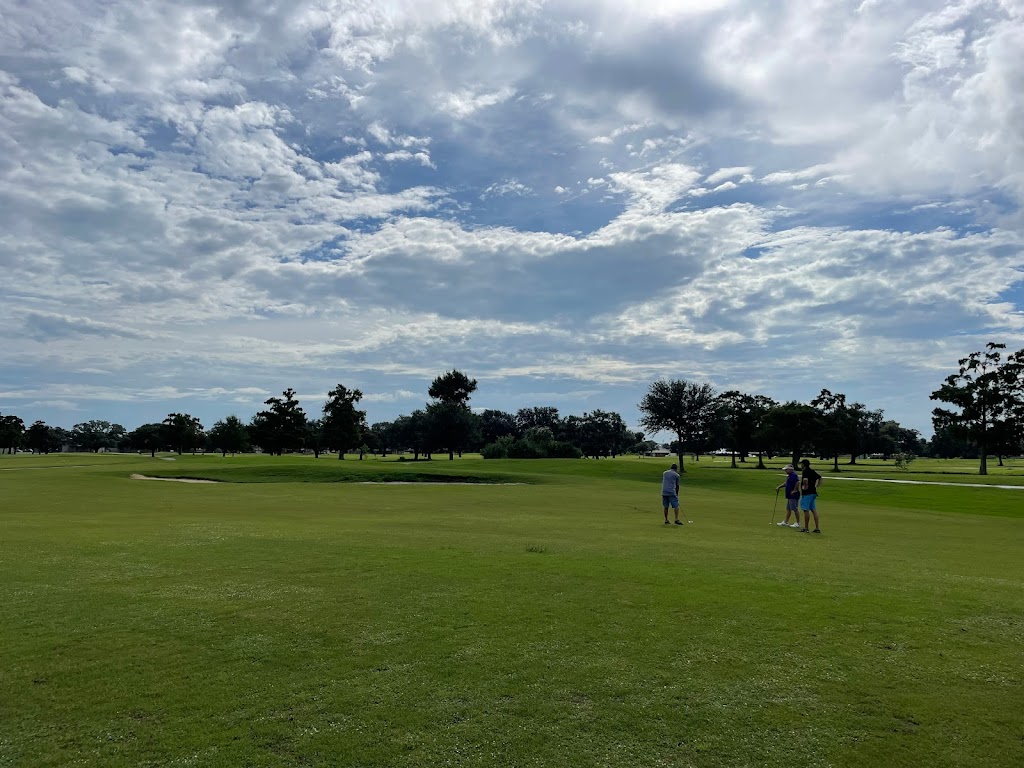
[800,494,817,512]
[786,497,799,512]
[662,494,679,509]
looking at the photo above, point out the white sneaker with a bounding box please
[790,522,801,528]
[776,521,789,526]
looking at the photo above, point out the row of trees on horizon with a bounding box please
[1,343,1022,474]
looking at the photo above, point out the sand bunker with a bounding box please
[130,474,218,484]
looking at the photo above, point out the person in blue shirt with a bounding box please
[775,464,802,528]
[661,463,683,525]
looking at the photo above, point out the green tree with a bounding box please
[26,420,51,454]
[428,370,478,406]
[638,380,720,473]
[162,413,205,455]
[250,388,307,455]
[0,413,26,454]
[479,409,518,445]
[72,420,126,453]
[718,391,775,469]
[930,343,1024,475]
[758,402,822,467]
[810,389,851,472]
[129,423,166,457]
[369,421,395,457]
[515,407,561,436]
[428,369,479,460]
[208,415,249,457]
[322,384,366,460]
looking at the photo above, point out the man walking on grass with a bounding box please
[776,464,802,528]
[799,458,823,533]
[662,463,684,525]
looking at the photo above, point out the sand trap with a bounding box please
[131,474,218,484]
[355,481,526,485]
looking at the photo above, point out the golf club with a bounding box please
[770,488,780,525]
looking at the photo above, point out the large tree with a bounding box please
[250,388,307,455]
[515,407,561,436]
[208,415,249,457]
[72,420,126,453]
[428,369,479,460]
[930,343,1024,475]
[810,389,852,472]
[718,391,775,469]
[758,402,822,467]
[26,420,51,454]
[479,409,518,446]
[428,370,478,406]
[129,423,166,457]
[0,413,26,454]
[322,384,366,460]
[638,380,720,472]
[162,413,205,455]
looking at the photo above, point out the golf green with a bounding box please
[1,453,1022,767]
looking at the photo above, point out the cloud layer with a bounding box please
[2,0,1023,434]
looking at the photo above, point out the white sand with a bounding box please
[130,474,218,484]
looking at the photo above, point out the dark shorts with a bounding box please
[662,494,679,509]
[786,497,799,512]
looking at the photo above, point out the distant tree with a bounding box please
[397,410,432,460]
[428,370,478,406]
[129,423,166,457]
[208,415,249,457]
[565,410,632,458]
[0,413,26,454]
[810,389,851,471]
[369,421,395,456]
[72,420,126,453]
[758,402,822,467]
[305,418,326,459]
[47,426,71,453]
[162,413,205,455]
[479,409,518,445]
[718,391,775,468]
[427,369,478,460]
[250,388,307,455]
[638,380,720,472]
[426,402,480,460]
[26,420,51,454]
[322,384,366,460]
[515,407,561,436]
[930,343,1024,475]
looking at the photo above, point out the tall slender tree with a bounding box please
[428,370,478,460]
[322,384,365,460]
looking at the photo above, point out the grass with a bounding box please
[1,453,1022,767]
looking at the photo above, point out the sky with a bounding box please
[2,0,1023,439]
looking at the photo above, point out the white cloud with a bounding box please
[0,0,1022,436]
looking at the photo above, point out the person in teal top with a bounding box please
[799,459,823,533]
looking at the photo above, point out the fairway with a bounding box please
[2,454,1023,767]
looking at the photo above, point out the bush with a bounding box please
[481,435,515,459]
[481,435,582,459]
[893,452,916,471]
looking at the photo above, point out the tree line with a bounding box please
[1,343,1020,473]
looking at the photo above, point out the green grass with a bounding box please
[1,453,1022,767]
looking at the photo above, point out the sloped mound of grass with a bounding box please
[132,457,530,485]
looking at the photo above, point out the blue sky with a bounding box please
[2,0,1023,438]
